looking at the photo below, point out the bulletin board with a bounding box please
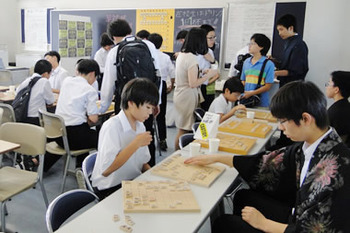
[51,8,223,60]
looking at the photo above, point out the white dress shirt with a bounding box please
[300,128,332,186]
[15,73,55,117]
[228,45,250,77]
[55,76,99,126]
[91,110,151,190]
[100,35,161,113]
[94,47,110,73]
[197,49,215,85]
[157,50,175,82]
[49,65,69,90]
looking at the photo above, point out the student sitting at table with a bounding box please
[208,77,246,123]
[55,59,100,151]
[44,50,69,94]
[91,78,159,199]
[185,81,350,233]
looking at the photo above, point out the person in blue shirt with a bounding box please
[240,33,275,107]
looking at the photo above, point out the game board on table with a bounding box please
[151,154,225,187]
[194,133,256,155]
[219,119,272,138]
[236,110,277,122]
[122,180,200,213]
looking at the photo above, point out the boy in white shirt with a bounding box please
[44,51,69,94]
[91,78,159,199]
[208,77,246,123]
[55,59,100,151]
[148,33,175,151]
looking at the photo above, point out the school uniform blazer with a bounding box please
[234,129,350,232]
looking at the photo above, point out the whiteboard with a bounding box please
[224,2,275,64]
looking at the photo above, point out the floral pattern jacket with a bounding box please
[234,129,350,233]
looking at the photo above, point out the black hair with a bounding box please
[100,32,114,47]
[148,33,163,49]
[276,14,297,33]
[200,24,216,50]
[250,33,271,56]
[176,30,188,40]
[270,81,328,129]
[181,28,208,55]
[76,59,100,77]
[121,78,159,110]
[44,51,61,63]
[136,30,150,39]
[108,19,132,38]
[331,71,350,99]
[223,77,244,93]
[34,59,52,75]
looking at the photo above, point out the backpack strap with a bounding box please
[29,76,41,88]
[256,58,269,88]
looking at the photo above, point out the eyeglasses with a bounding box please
[207,36,216,40]
[277,119,288,124]
[247,42,257,46]
[325,82,334,87]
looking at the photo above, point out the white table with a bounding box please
[55,150,238,233]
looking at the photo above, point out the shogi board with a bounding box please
[194,133,256,155]
[122,180,200,213]
[151,154,225,187]
[219,119,272,138]
[236,110,277,122]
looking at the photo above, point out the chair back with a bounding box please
[46,189,99,232]
[0,122,46,156]
[179,133,195,149]
[0,103,16,124]
[0,70,13,85]
[82,152,97,192]
[194,108,205,122]
[0,108,3,125]
[192,122,200,133]
[39,109,67,139]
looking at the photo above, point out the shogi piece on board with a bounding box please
[219,119,272,138]
[236,110,277,122]
[151,154,225,187]
[122,180,200,213]
[194,133,256,155]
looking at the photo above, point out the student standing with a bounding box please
[240,33,275,107]
[173,27,218,150]
[55,59,99,151]
[148,33,175,151]
[94,32,114,90]
[274,14,309,87]
[208,77,246,124]
[91,78,159,199]
[100,19,160,166]
[44,51,69,94]
[325,71,350,147]
[186,81,350,233]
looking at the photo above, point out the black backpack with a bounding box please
[234,53,252,77]
[114,38,160,113]
[12,76,41,122]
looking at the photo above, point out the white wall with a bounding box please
[5,0,350,102]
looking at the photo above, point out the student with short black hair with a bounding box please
[148,33,175,151]
[240,33,275,107]
[208,77,246,123]
[15,59,55,126]
[174,30,188,59]
[44,50,69,94]
[326,70,350,147]
[94,32,114,89]
[91,78,159,199]
[55,59,100,151]
[136,29,150,39]
[186,81,350,233]
[274,14,309,87]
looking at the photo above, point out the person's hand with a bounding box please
[184,155,217,166]
[242,91,254,99]
[234,104,246,112]
[134,131,153,147]
[241,206,267,230]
